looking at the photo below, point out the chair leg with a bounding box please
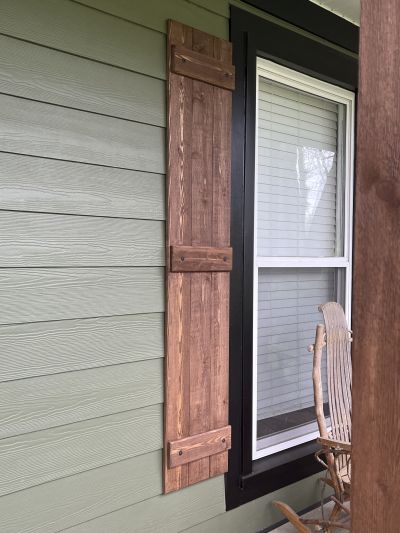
[273,501,312,533]
[326,502,342,533]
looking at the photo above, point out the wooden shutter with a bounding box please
[164,20,234,493]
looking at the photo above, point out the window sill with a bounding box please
[238,441,323,504]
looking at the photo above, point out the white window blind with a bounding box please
[253,61,354,459]
[257,268,335,422]
[257,79,344,258]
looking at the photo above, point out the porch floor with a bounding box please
[271,501,346,532]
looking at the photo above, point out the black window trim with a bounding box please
[226,5,358,510]
[241,0,359,53]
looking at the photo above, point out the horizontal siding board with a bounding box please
[0,313,164,382]
[0,34,165,126]
[0,404,162,497]
[64,476,225,533]
[0,153,165,220]
[0,211,164,267]
[180,474,323,533]
[0,94,165,173]
[185,0,229,18]
[0,450,162,533]
[0,359,163,438]
[76,0,227,37]
[0,267,164,325]
[0,0,165,79]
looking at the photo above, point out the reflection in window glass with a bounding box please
[257,79,345,257]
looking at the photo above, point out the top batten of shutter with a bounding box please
[171,45,235,90]
[164,20,234,493]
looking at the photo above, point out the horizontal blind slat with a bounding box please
[258,101,338,128]
[259,78,339,112]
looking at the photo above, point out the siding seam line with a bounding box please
[0,403,163,444]
[0,90,166,129]
[0,31,166,82]
[0,448,163,501]
[0,310,164,329]
[0,209,165,223]
[69,0,166,36]
[0,150,165,175]
[0,356,164,385]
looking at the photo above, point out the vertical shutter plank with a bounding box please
[188,31,215,484]
[191,81,214,245]
[188,83,214,483]
[192,27,214,55]
[210,66,232,475]
[165,21,193,494]
[165,20,234,493]
[189,272,212,484]
[210,272,230,475]
[165,273,191,491]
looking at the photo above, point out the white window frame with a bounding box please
[252,58,355,460]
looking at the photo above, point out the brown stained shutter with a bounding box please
[164,20,234,493]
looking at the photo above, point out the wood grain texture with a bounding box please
[164,20,193,493]
[0,267,164,325]
[0,0,165,79]
[0,359,163,438]
[0,404,162,497]
[0,313,164,382]
[0,34,165,126]
[165,20,232,491]
[74,0,227,37]
[0,153,165,220]
[189,272,212,484]
[187,27,215,487]
[62,475,225,533]
[210,272,230,475]
[170,245,232,271]
[0,450,162,533]
[171,45,235,89]
[0,211,164,267]
[210,41,232,474]
[352,1,400,531]
[169,425,231,467]
[0,94,164,173]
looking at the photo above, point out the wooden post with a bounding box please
[352,0,400,530]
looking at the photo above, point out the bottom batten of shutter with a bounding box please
[168,426,231,468]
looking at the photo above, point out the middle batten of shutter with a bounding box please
[164,20,234,493]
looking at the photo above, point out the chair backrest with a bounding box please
[312,302,352,444]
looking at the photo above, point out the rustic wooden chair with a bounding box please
[273,302,352,532]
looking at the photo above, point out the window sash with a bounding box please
[252,58,355,461]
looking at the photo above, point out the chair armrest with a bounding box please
[317,437,351,453]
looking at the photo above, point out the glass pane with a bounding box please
[257,77,345,257]
[256,267,344,452]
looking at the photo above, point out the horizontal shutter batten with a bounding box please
[170,245,232,272]
[168,426,231,467]
[171,45,235,90]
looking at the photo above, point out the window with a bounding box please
[227,5,358,509]
[253,60,355,459]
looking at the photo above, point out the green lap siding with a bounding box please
[0,0,325,531]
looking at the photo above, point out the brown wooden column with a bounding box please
[352,0,400,530]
